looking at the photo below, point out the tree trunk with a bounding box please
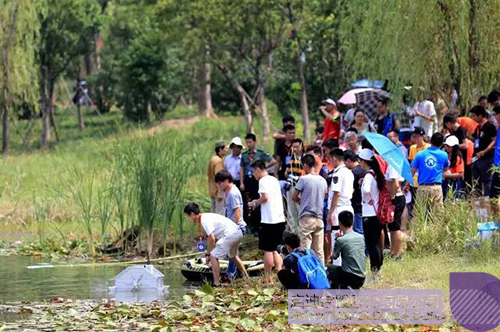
[48,83,59,142]
[40,67,51,149]
[77,104,84,131]
[256,81,270,141]
[2,105,9,155]
[84,52,93,76]
[286,0,310,141]
[216,64,254,132]
[237,86,254,133]
[198,62,215,118]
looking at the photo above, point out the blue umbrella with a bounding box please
[363,132,414,186]
[351,79,384,89]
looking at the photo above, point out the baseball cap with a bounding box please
[412,126,425,136]
[358,148,374,161]
[214,141,226,149]
[322,98,336,106]
[444,135,459,147]
[229,137,243,148]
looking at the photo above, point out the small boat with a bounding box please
[181,257,265,281]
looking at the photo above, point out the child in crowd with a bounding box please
[327,211,366,289]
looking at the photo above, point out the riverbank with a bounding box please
[1,252,497,331]
[0,278,459,332]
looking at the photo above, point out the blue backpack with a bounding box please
[291,249,331,289]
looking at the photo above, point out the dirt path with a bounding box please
[146,116,200,135]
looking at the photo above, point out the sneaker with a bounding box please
[390,254,402,261]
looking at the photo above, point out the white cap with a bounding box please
[444,135,459,147]
[229,137,243,148]
[323,98,336,106]
[358,148,374,161]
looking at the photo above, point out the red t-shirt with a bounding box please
[322,112,341,141]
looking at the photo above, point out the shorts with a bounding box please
[389,195,405,231]
[259,222,286,252]
[211,230,243,259]
[325,205,353,232]
[490,171,500,199]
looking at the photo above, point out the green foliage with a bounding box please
[39,0,102,81]
[95,0,193,121]
[0,0,42,111]
[410,197,478,255]
[339,0,500,109]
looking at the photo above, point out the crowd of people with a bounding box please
[183,89,500,289]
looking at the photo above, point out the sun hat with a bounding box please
[214,141,226,149]
[229,137,243,148]
[322,98,336,106]
[358,148,374,161]
[444,135,459,147]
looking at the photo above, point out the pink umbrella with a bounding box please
[337,88,373,105]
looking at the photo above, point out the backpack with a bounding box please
[291,249,330,289]
[368,171,394,225]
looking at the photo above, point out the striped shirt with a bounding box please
[285,154,304,186]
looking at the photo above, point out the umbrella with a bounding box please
[355,89,391,123]
[363,132,414,186]
[337,88,373,105]
[351,79,384,89]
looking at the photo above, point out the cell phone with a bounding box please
[472,156,478,163]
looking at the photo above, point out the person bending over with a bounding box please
[184,203,249,286]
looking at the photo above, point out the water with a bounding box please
[0,256,197,304]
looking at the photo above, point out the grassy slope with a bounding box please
[0,109,267,245]
[1,109,500,331]
[1,109,498,283]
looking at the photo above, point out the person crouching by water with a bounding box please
[184,203,249,286]
[326,211,366,289]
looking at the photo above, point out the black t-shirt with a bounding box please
[473,121,497,159]
[276,141,292,180]
[452,125,468,159]
[351,165,367,214]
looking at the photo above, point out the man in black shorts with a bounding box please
[249,160,286,282]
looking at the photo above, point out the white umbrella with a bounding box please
[338,88,374,105]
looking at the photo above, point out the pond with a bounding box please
[0,256,198,304]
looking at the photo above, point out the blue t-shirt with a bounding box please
[411,146,449,185]
[494,128,500,166]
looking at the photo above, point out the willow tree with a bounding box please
[340,0,500,110]
[0,0,42,154]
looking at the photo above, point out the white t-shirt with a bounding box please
[385,164,404,196]
[201,213,239,240]
[258,175,286,224]
[412,100,436,138]
[328,165,354,209]
[361,172,379,217]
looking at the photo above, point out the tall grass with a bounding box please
[117,135,195,260]
[65,167,96,256]
[410,195,481,256]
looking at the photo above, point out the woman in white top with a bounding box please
[358,148,385,275]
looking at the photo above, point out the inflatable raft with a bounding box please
[181,257,265,281]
